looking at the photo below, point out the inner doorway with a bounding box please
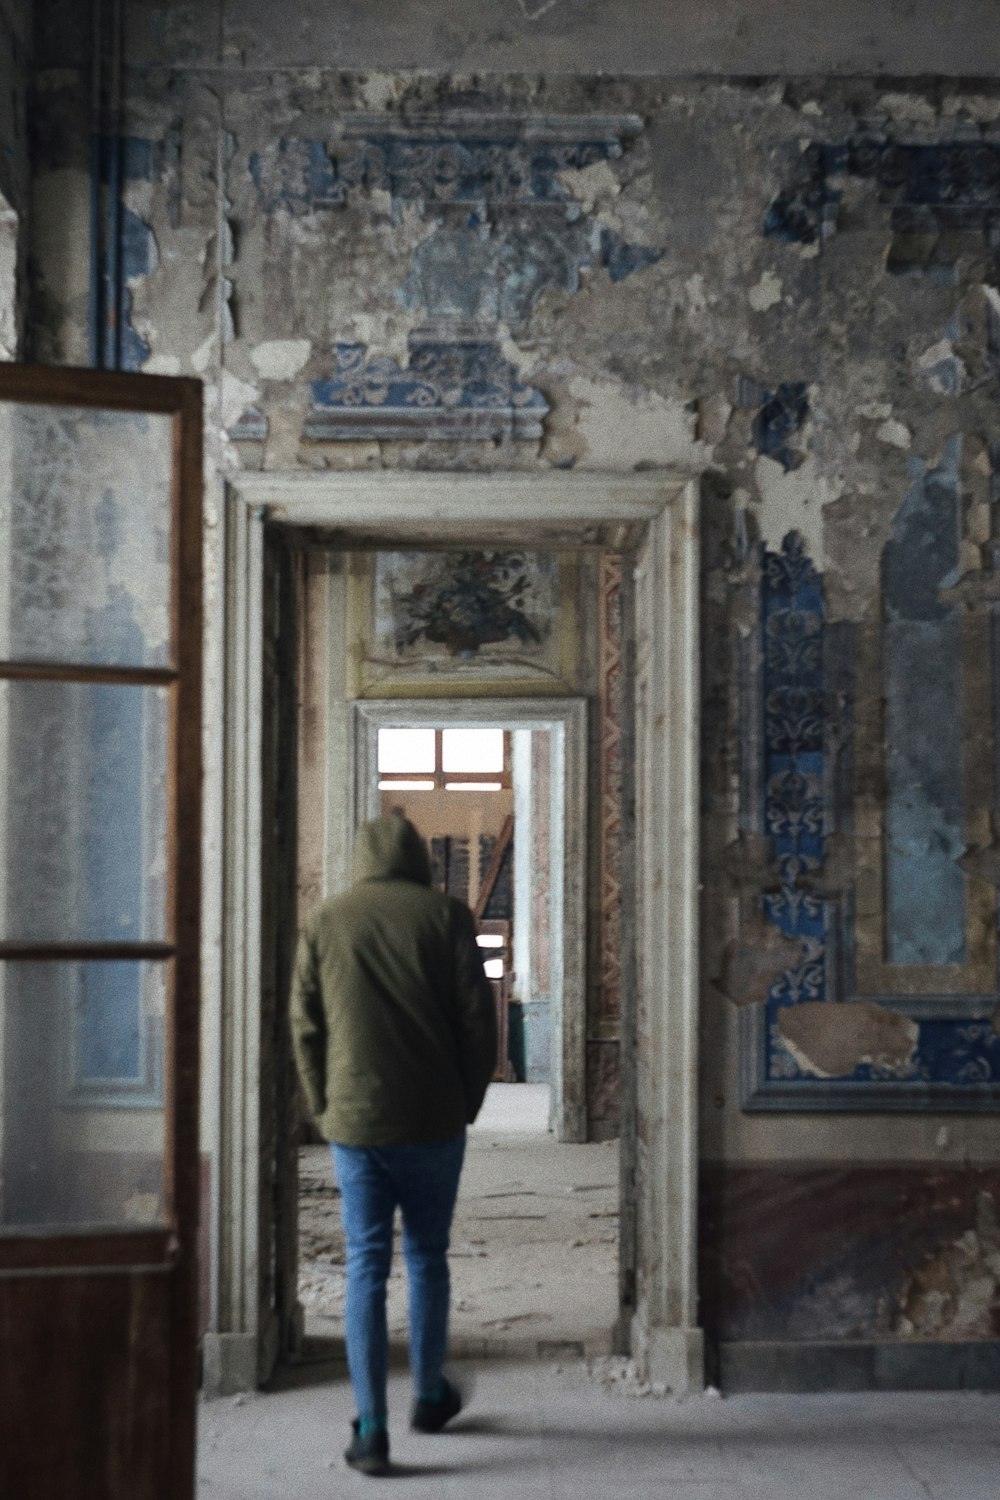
[295,690,611,1357]
[352,699,588,1142]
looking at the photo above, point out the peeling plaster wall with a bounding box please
[23,1,1000,1366]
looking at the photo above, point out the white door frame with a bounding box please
[352,696,588,1142]
[205,470,702,1395]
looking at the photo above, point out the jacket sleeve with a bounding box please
[289,925,327,1120]
[451,903,499,1124]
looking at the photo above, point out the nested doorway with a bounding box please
[352,698,587,1142]
[209,471,702,1397]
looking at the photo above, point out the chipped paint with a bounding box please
[748,271,783,312]
[778,1002,920,1080]
[753,453,841,567]
[250,339,312,380]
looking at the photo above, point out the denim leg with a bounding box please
[392,1133,466,1400]
[331,1145,396,1423]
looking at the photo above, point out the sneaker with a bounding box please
[344,1419,390,1476]
[410,1376,463,1433]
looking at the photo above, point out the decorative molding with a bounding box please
[336,113,645,145]
[306,340,548,443]
[219,468,701,1390]
[598,552,626,1026]
[247,112,661,445]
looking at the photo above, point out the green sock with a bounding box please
[358,1417,387,1438]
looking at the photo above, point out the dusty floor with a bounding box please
[198,1362,1000,1499]
[297,1085,620,1358]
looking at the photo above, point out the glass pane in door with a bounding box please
[0,960,167,1231]
[0,403,173,667]
[0,681,170,944]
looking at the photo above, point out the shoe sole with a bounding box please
[345,1456,391,1477]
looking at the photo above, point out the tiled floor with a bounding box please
[198,1360,1000,1499]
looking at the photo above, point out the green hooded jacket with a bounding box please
[290,815,498,1146]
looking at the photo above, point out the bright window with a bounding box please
[378,727,435,773]
[377,727,510,793]
[441,728,504,774]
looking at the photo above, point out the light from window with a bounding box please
[378,727,435,773]
[483,958,504,979]
[441,727,504,773]
[378,779,434,791]
[476,934,504,948]
[445,781,502,792]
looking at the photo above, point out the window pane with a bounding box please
[0,403,173,668]
[0,681,169,943]
[377,728,436,773]
[483,958,505,979]
[0,961,166,1233]
[445,781,502,792]
[441,728,504,773]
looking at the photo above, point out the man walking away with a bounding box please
[290,814,498,1476]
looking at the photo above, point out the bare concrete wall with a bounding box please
[122,0,1000,79]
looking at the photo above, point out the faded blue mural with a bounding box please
[744,531,1000,1110]
[307,340,549,442]
[765,139,1000,257]
[245,118,665,441]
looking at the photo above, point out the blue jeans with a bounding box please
[331,1132,466,1423]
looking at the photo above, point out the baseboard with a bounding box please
[715,1339,1000,1393]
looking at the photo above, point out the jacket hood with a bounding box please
[353,815,432,886]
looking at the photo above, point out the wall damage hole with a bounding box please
[777,1000,919,1079]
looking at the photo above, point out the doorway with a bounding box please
[351,698,587,1142]
[208,470,702,1396]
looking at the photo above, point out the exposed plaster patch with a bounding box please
[876,92,938,123]
[942,94,1000,124]
[856,401,892,421]
[684,274,707,314]
[557,159,622,215]
[917,338,965,396]
[876,418,912,450]
[356,76,406,112]
[221,370,261,430]
[192,333,217,375]
[251,338,312,380]
[143,353,182,375]
[567,375,700,470]
[778,1001,919,1079]
[698,393,733,448]
[717,909,805,1007]
[895,1193,1000,1339]
[748,271,782,312]
[754,452,841,569]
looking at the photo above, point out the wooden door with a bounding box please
[0,366,202,1499]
